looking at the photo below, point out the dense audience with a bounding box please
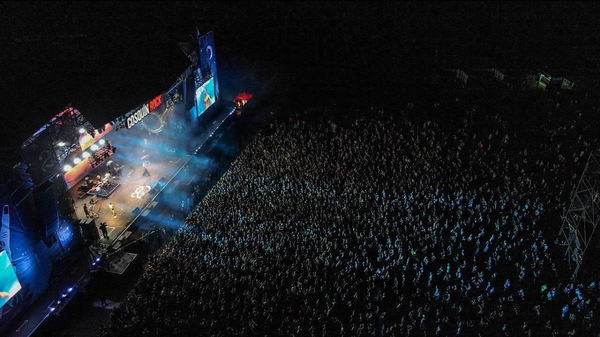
[102,84,600,336]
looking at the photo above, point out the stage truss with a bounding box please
[558,149,600,279]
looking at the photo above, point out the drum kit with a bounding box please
[89,173,117,198]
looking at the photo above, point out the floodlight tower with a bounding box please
[558,149,600,279]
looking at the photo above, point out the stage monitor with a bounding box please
[0,251,21,308]
[195,77,216,116]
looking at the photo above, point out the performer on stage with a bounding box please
[99,222,109,240]
[83,203,90,218]
[109,202,116,218]
[143,161,151,177]
[115,163,122,177]
[89,203,98,218]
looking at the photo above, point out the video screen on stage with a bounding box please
[0,251,21,308]
[195,77,216,116]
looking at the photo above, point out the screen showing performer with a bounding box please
[0,251,21,308]
[195,77,216,116]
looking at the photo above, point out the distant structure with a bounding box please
[525,72,574,91]
[558,150,600,280]
[444,69,469,86]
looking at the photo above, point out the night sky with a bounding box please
[1,2,599,153]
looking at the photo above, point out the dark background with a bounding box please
[1,1,599,152]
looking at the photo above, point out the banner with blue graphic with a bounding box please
[197,31,219,100]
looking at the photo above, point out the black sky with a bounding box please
[1,1,600,152]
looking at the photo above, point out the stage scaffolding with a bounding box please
[558,149,600,280]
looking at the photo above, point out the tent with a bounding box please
[234,92,254,102]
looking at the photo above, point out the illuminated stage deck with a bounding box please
[68,105,235,247]
[69,153,191,244]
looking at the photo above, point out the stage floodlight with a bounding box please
[82,152,90,159]
[73,158,81,164]
[63,165,72,172]
[79,128,86,134]
[99,139,106,145]
[90,144,99,151]
[58,142,66,147]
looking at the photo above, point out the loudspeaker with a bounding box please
[132,207,142,216]
[79,218,99,242]
[184,76,195,111]
[33,181,59,238]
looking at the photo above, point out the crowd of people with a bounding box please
[101,83,600,336]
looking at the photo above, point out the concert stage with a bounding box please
[69,153,191,244]
[68,102,236,249]
[0,29,228,337]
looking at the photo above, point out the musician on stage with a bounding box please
[143,161,151,177]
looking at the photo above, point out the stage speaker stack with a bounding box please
[33,181,60,238]
[79,218,99,242]
[184,75,195,112]
[150,177,167,195]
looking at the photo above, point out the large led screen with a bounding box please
[195,77,216,116]
[0,251,21,308]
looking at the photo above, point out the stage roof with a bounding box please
[0,2,193,150]
[19,36,192,130]
[72,46,191,128]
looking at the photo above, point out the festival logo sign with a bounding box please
[149,94,163,112]
[126,104,150,129]
[131,186,151,199]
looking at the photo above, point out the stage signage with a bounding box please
[149,94,163,112]
[0,205,10,259]
[127,104,150,129]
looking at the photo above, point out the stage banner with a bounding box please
[0,205,11,258]
[197,31,219,100]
